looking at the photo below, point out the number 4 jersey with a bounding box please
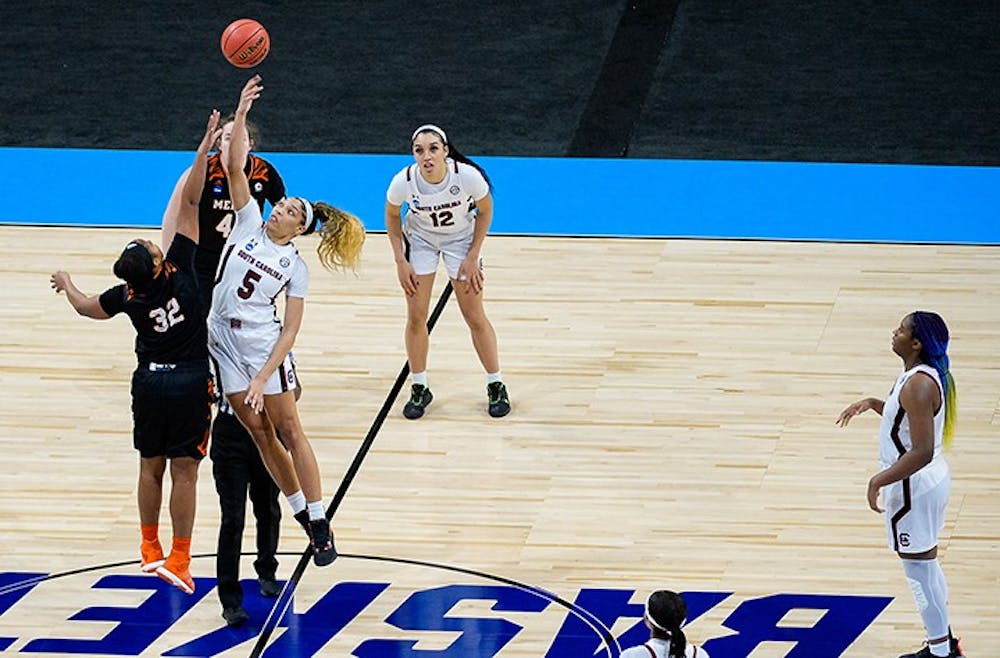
[386,158,489,244]
[210,199,308,325]
[196,153,285,285]
[99,234,208,365]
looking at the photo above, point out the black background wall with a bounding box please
[2,0,997,164]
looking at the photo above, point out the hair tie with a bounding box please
[411,123,447,144]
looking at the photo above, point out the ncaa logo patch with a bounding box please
[254,182,264,193]
[213,184,223,195]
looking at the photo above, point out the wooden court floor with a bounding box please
[0,225,997,657]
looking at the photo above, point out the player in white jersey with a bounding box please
[837,312,964,658]
[209,75,366,567]
[620,590,709,658]
[385,124,511,420]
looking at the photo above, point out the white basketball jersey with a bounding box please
[210,200,309,324]
[386,158,489,243]
[620,639,707,658]
[877,364,948,491]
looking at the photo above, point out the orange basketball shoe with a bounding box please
[156,553,194,594]
[140,540,165,573]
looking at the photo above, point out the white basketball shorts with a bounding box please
[884,472,950,554]
[208,317,298,399]
[404,229,477,279]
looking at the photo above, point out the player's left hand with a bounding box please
[866,477,883,513]
[245,376,266,414]
[456,257,483,294]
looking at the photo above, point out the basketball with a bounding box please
[220,19,270,68]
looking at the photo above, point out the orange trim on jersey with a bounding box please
[248,155,270,181]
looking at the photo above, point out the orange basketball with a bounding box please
[220,19,270,68]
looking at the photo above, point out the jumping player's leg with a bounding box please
[137,456,167,571]
[262,392,336,566]
[167,456,199,539]
[154,456,200,595]
[138,456,166,526]
[263,392,320,502]
[228,391,301,496]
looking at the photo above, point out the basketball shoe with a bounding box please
[156,553,194,594]
[487,381,510,418]
[140,539,165,573]
[403,384,433,419]
[899,633,965,658]
[309,519,337,566]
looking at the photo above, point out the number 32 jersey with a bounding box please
[386,158,489,243]
[210,200,309,325]
[98,234,208,364]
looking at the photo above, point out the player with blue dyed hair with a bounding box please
[837,311,963,658]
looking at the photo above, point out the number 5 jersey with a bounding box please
[209,199,309,326]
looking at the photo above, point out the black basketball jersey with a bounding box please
[99,235,208,365]
[195,152,285,284]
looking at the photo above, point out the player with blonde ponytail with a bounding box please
[208,75,366,569]
[311,201,365,272]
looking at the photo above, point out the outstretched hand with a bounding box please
[236,75,262,116]
[836,398,871,427]
[50,270,72,293]
[198,109,222,154]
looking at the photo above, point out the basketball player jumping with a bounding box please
[207,75,364,567]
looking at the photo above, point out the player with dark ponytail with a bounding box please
[384,123,511,420]
[621,590,709,657]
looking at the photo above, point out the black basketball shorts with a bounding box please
[131,361,213,460]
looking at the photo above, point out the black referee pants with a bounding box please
[210,410,281,610]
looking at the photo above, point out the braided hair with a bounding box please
[910,311,957,447]
[646,590,688,658]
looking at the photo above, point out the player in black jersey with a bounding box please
[162,114,286,310]
[50,111,221,596]
[161,114,287,627]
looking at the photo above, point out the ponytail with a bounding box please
[911,310,957,448]
[448,143,492,190]
[645,590,688,658]
[311,201,365,272]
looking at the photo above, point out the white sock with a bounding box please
[412,371,428,387]
[307,501,325,522]
[902,558,950,654]
[486,371,503,384]
[286,490,307,515]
